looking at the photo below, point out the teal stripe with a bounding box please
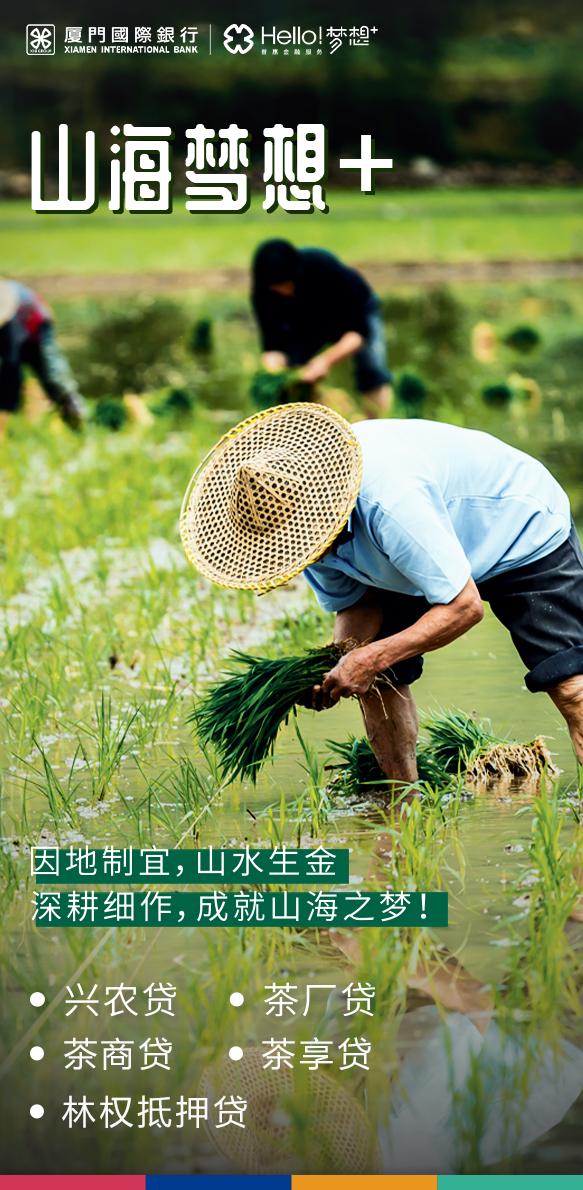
[440,1177,583,1189]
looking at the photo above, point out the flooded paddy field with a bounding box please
[1,272,583,1174]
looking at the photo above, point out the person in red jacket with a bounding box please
[0,279,86,434]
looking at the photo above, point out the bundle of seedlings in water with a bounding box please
[152,386,197,418]
[327,710,556,797]
[189,317,214,357]
[192,645,343,784]
[481,382,514,409]
[395,370,428,417]
[503,324,541,354]
[249,369,312,410]
[91,397,129,431]
[326,735,451,796]
[424,710,556,783]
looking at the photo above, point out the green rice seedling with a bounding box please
[192,645,342,783]
[424,709,555,783]
[503,324,541,354]
[151,386,197,418]
[189,317,214,356]
[18,742,82,832]
[498,780,582,1039]
[249,368,312,409]
[294,725,334,836]
[326,710,555,797]
[0,847,19,914]
[75,693,141,801]
[91,397,129,431]
[151,754,218,821]
[326,734,453,795]
[481,381,513,408]
[395,370,428,416]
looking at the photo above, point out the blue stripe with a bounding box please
[146,1178,291,1190]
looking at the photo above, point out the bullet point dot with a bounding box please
[230,992,245,1007]
[30,1104,44,1120]
[229,1045,244,1061]
[30,1046,44,1062]
[30,992,45,1008]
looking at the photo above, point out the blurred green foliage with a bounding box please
[2,1,583,173]
[71,298,189,396]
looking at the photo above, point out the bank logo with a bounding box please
[26,23,56,55]
[223,23,254,54]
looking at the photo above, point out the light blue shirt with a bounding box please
[305,419,571,611]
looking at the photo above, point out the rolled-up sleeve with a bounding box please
[368,486,472,605]
[304,559,369,613]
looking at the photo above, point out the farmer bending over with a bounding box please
[181,404,583,783]
[0,279,86,435]
[251,239,392,418]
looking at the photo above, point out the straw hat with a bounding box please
[0,281,18,327]
[200,1046,379,1173]
[180,403,362,593]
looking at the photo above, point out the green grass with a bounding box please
[1,189,582,276]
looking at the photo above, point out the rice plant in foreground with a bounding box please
[192,645,342,783]
[327,710,556,796]
[326,735,451,794]
[424,710,556,783]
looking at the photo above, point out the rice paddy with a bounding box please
[1,223,583,1173]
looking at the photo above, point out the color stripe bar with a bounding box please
[147,1178,291,1190]
[294,1179,438,1190]
[0,1180,145,1190]
[439,1178,583,1189]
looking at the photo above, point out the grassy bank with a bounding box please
[1,189,582,277]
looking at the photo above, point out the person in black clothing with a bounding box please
[0,279,86,436]
[251,239,393,418]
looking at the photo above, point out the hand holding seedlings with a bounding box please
[312,645,379,709]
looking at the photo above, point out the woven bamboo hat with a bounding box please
[200,1046,379,1173]
[0,281,18,327]
[180,403,362,593]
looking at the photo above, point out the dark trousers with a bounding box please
[0,323,78,413]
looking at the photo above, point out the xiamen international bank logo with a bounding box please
[26,24,55,55]
[223,23,254,54]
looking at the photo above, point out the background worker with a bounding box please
[0,279,86,436]
[251,239,393,418]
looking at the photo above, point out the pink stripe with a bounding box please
[0,1179,145,1190]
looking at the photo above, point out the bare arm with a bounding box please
[313,578,483,709]
[300,331,364,384]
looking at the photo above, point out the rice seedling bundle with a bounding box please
[152,386,197,418]
[189,317,214,356]
[395,370,428,415]
[91,397,129,431]
[424,710,556,783]
[192,645,342,783]
[326,735,450,795]
[503,324,541,354]
[194,641,556,790]
[249,369,312,410]
[327,710,556,796]
[481,382,514,409]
